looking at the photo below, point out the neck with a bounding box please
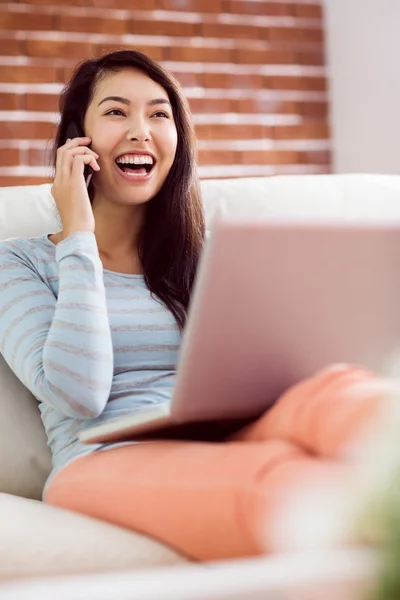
[91,195,147,260]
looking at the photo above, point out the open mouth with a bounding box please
[115,155,156,177]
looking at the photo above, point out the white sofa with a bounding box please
[0,174,397,595]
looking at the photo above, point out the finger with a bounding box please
[64,136,92,148]
[57,136,92,171]
[57,136,91,162]
[75,153,100,172]
[55,144,66,180]
[69,147,99,160]
[59,145,99,181]
[71,154,100,179]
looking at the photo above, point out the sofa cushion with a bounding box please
[0,184,59,241]
[0,493,186,580]
[2,175,400,243]
[0,357,51,499]
[200,174,400,224]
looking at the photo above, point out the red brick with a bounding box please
[0,148,20,167]
[158,0,223,11]
[240,150,300,165]
[235,98,300,115]
[262,76,276,89]
[169,46,233,63]
[303,28,324,45]
[199,150,301,165]
[24,39,93,59]
[0,65,59,83]
[300,150,331,165]
[172,71,205,87]
[266,27,324,44]
[0,121,56,140]
[197,150,237,165]
[56,66,75,84]
[14,0,87,4]
[273,123,330,140]
[188,97,235,113]
[93,43,164,61]
[264,75,327,92]
[204,72,263,89]
[57,14,127,35]
[226,1,295,16]
[236,48,296,65]
[0,10,54,30]
[0,176,52,187]
[25,93,59,112]
[24,0,138,6]
[129,19,199,37]
[299,101,328,120]
[295,4,323,19]
[0,38,22,56]
[201,22,262,40]
[28,148,50,166]
[196,124,271,140]
[299,76,327,92]
[298,50,325,66]
[0,93,20,110]
[93,0,157,7]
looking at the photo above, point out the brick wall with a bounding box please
[0,0,330,186]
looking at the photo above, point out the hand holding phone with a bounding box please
[51,122,100,238]
[64,122,95,187]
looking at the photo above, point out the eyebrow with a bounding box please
[97,96,171,108]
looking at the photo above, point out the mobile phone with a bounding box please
[64,121,94,186]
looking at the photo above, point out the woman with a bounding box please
[0,50,387,561]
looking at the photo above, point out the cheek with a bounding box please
[161,127,178,165]
[89,121,123,155]
[91,134,116,156]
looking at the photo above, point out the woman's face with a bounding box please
[84,68,178,206]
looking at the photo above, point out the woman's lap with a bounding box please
[45,365,385,560]
[231,364,385,459]
[46,439,351,559]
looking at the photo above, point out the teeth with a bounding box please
[116,155,154,165]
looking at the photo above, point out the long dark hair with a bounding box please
[52,50,205,330]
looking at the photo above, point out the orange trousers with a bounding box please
[45,365,387,560]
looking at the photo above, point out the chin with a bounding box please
[117,188,158,206]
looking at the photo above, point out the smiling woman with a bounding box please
[51,50,204,330]
[108,107,163,179]
[84,73,177,204]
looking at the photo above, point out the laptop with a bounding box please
[79,217,400,445]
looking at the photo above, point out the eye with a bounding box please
[152,111,170,118]
[105,108,126,116]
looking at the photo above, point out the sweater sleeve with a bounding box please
[0,231,114,419]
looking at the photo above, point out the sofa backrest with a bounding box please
[1,174,400,241]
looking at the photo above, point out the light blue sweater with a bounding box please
[0,231,180,493]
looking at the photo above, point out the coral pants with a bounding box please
[45,365,387,561]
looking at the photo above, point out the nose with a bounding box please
[126,117,151,143]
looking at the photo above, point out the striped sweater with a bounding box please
[0,231,180,493]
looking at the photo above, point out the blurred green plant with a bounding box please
[367,466,400,600]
